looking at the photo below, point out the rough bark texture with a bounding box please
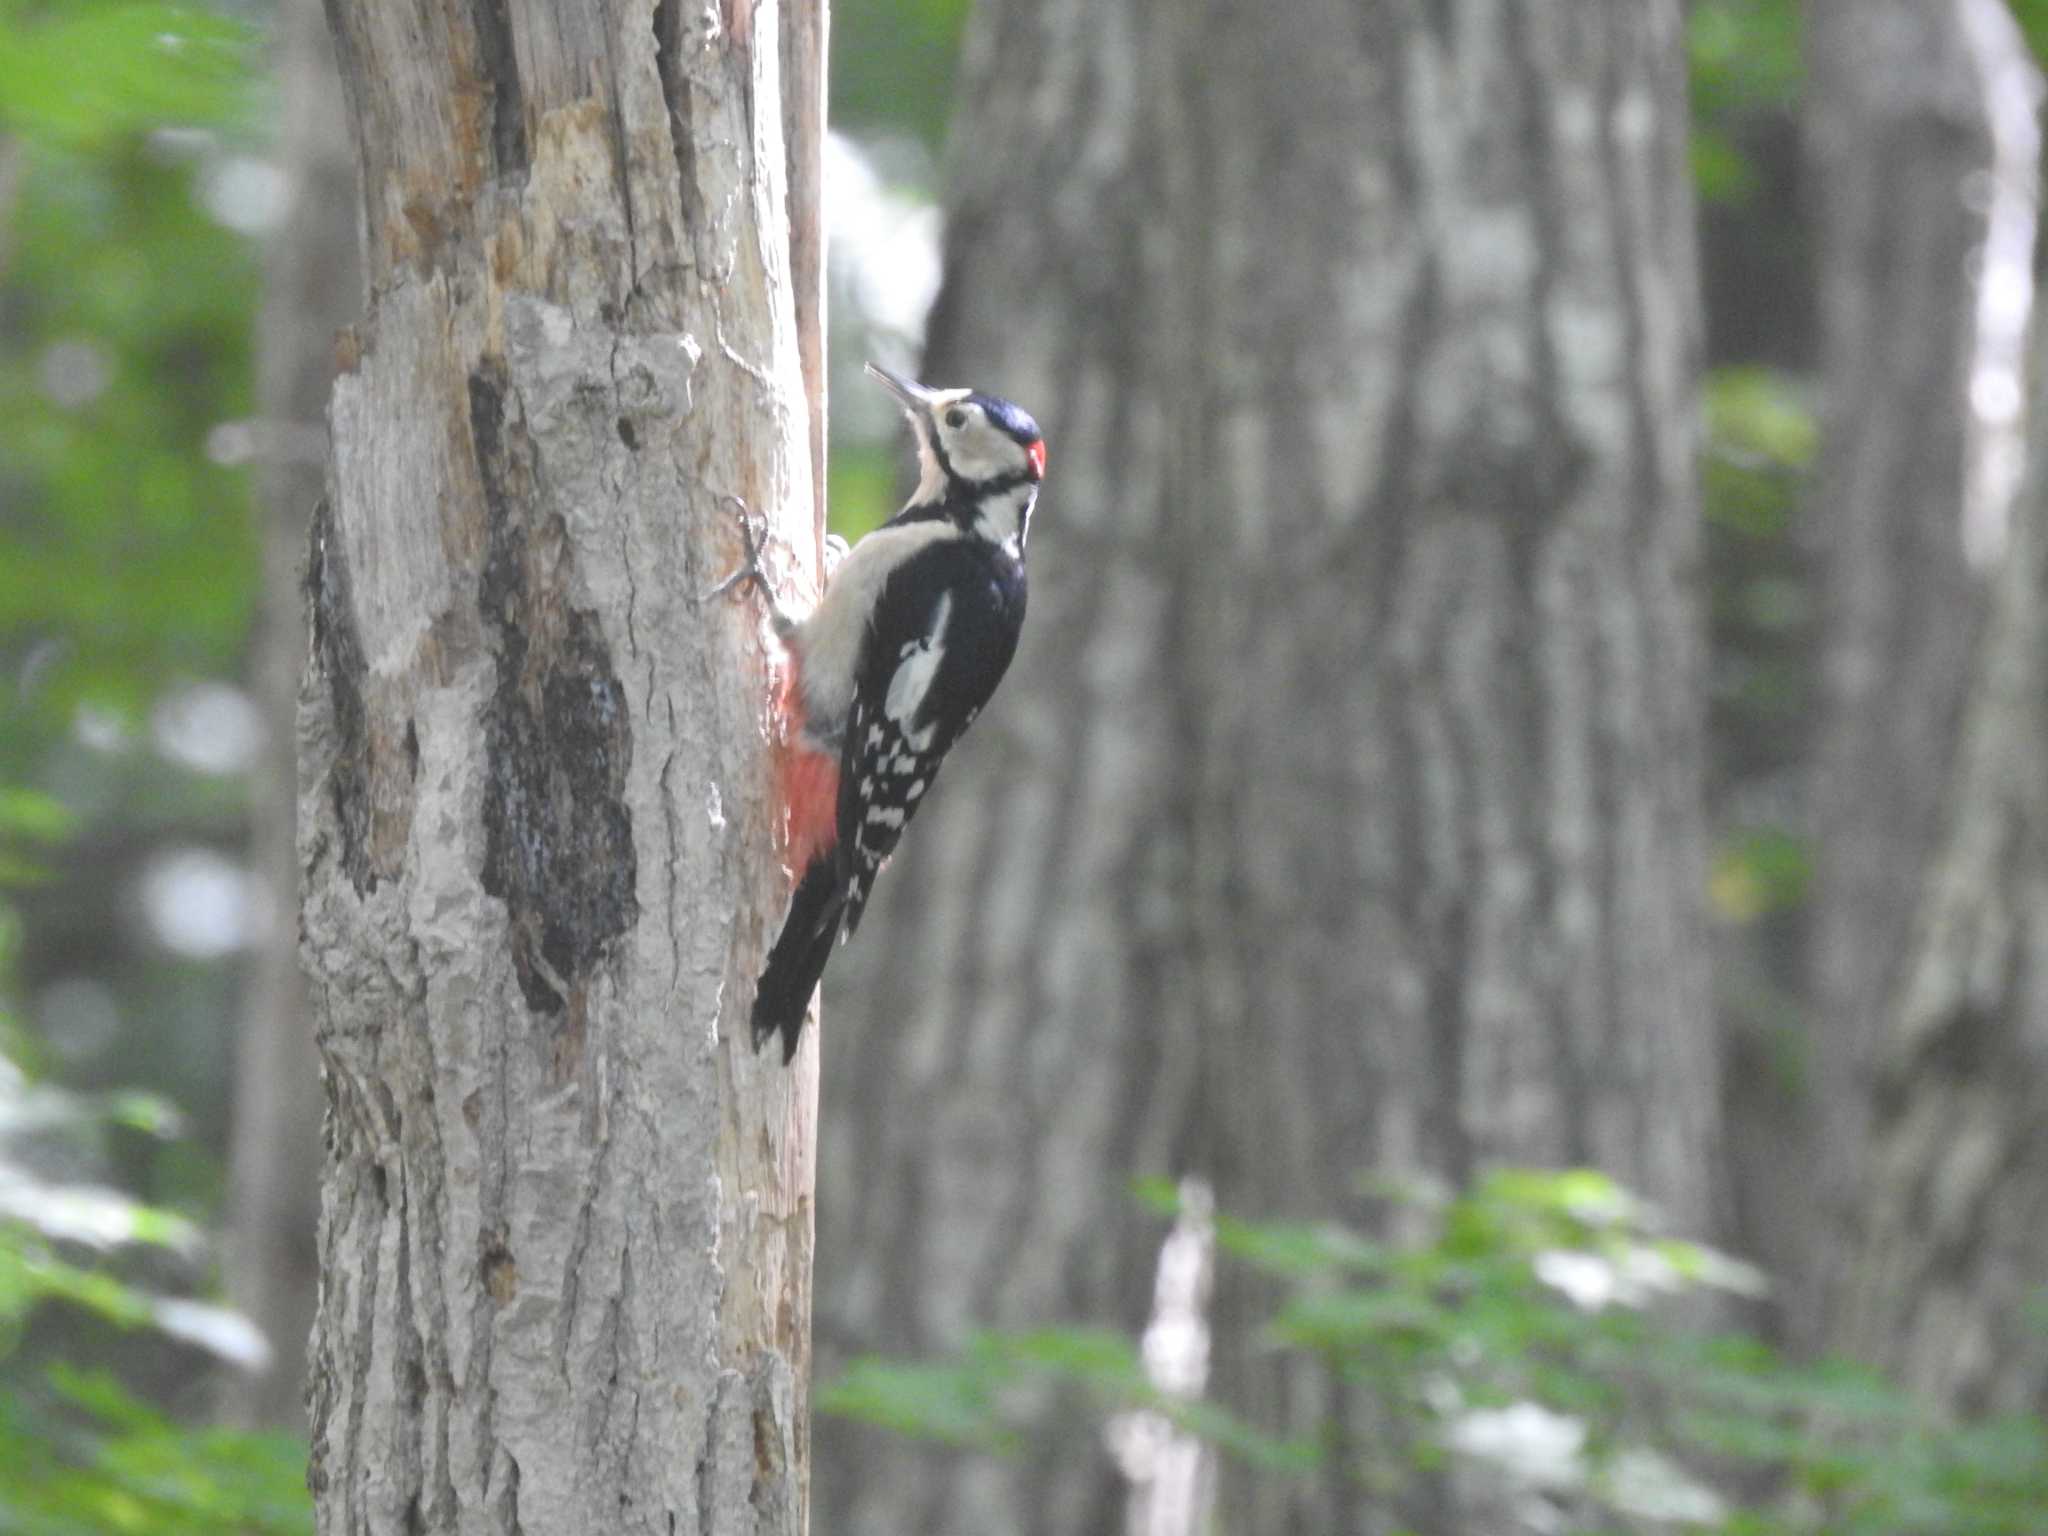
[224,0,359,1431]
[303,2,824,1531]
[1838,300,2048,1415]
[1796,0,2036,1342]
[814,5,1712,1533]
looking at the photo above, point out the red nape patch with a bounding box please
[1026,439,1047,480]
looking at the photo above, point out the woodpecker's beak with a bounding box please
[864,362,942,411]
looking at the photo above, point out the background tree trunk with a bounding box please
[1837,301,2048,1415]
[303,2,825,1530]
[223,0,358,1431]
[814,5,1713,1533]
[1794,0,2037,1343]
[1823,2,2048,1416]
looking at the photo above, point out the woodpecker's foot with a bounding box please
[703,494,773,602]
[704,495,804,640]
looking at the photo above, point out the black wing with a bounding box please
[837,539,1025,936]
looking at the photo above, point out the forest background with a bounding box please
[5,0,2048,1532]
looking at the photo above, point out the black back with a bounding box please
[837,535,1027,933]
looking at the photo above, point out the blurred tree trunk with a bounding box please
[815,5,1713,1533]
[304,2,825,1530]
[1826,4,2048,1416]
[223,0,357,1431]
[1847,404,2048,1416]
[1838,302,2048,1415]
[1792,0,2037,1344]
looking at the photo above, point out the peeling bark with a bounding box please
[815,5,1713,1533]
[304,2,826,1531]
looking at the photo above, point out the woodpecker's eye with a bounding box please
[944,408,968,429]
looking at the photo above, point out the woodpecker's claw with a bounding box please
[705,494,801,640]
[703,494,775,603]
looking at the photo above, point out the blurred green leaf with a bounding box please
[995,1327,1137,1376]
[828,1168,2048,1532]
[827,441,901,543]
[820,1355,1021,1451]
[1704,366,1816,540]
[1270,1286,1449,1355]
[1129,1173,1182,1216]
[1688,0,1802,205]
[0,790,72,841]
[99,1090,185,1139]
[1711,826,1812,924]
[0,1366,314,1535]
[1215,1216,1388,1279]
[2014,0,2048,65]
[1707,367,1818,470]
[0,2,254,147]
[832,0,971,157]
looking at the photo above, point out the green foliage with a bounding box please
[1688,0,1801,204]
[1711,828,1811,926]
[0,143,261,736]
[832,0,972,160]
[0,2,252,148]
[1703,367,1815,540]
[0,786,73,886]
[0,1051,310,1536]
[0,1367,309,1535]
[0,3,261,748]
[827,1329,1146,1453]
[827,439,900,544]
[2014,0,2048,66]
[0,15,290,1520]
[1702,365,1816,941]
[825,1170,2048,1533]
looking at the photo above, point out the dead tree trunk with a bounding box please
[302,2,825,1531]
[815,5,1714,1533]
[1796,0,2037,1344]
[223,0,357,1431]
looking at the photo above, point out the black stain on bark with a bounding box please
[469,365,639,1019]
[471,0,529,179]
[308,496,382,895]
[652,1,704,235]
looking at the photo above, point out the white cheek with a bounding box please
[945,426,1021,483]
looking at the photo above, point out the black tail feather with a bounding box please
[750,856,847,1062]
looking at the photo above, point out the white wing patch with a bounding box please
[883,590,953,746]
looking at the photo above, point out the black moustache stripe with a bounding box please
[922,417,957,483]
[962,469,1038,498]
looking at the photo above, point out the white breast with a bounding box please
[794,520,958,742]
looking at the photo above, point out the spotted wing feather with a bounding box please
[837,540,1025,936]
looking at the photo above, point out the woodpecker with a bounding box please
[716,362,1046,1061]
